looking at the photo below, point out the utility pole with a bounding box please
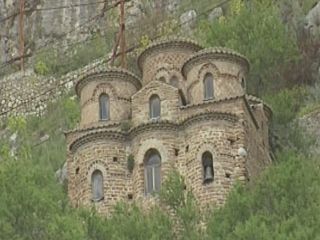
[19,0,25,73]
[119,0,126,68]
[110,0,127,68]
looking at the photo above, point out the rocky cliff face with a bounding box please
[0,0,125,64]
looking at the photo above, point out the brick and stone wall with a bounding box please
[75,68,141,128]
[66,39,273,215]
[0,58,106,118]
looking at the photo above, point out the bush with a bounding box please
[264,87,307,125]
[206,151,320,239]
[197,0,300,95]
[33,34,113,77]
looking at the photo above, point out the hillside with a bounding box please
[0,0,320,239]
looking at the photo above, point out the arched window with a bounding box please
[170,76,179,88]
[99,94,109,120]
[203,73,214,100]
[144,149,161,194]
[202,151,214,184]
[91,170,104,201]
[149,94,161,119]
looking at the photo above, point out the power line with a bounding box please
[0,0,128,70]
[0,0,230,79]
[0,0,231,116]
[0,0,110,23]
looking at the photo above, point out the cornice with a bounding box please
[69,130,126,152]
[180,95,245,110]
[68,111,241,152]
[129,120,178,137]
[64,122,121,135]
[181,112,239,127]
[245,94,273,118]
[75,67,142,96]
[137,38,203,72]
[182,48,250,77]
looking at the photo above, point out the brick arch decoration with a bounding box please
[92,82,118,102]
[195,142,225,183]
[136,138,169,165]
[86,160,108,183]
[155,66,170,83]
[187,62,220,99]
[154,64,183,82]
[81,83,118,109]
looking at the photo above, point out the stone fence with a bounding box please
[0,58,107,119]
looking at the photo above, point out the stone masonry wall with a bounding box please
[183,119,246,208]
[79,73,140,127]
[65,39,273,215]
[0,58,105,119]
[68,138,129,215]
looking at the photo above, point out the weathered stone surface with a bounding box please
[0,58,106,118]
[208,7,223,22]
[305,2,320,36]
[298,109,320,156]
[55,161,68,184]
[180,10,197,30]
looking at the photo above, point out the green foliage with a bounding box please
[264,87,307,125]
[160,170,203,240]
[127,154,135,173]
[120,120,132,132]
[197,0,300,95]
[298,102,320,117]
[206,151,320,240]
[33,34,112,77]
[83,203,173,240]
[34,60,50,75]
[0,101,319,240]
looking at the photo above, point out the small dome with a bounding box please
[137,38,203,72]
[182,47,250,77]
[75,66,141,96]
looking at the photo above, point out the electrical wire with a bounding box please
[0,0,127,70]
[0,0,111,23]
[0,0,231,116]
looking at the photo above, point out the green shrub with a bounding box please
[206,151,320,239]
[197,0,300,95]
[33,34,113,77]
[264,87,307,125]
[127,154,135,173]
[34,60,50,75]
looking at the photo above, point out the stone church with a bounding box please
[65,38,272,214]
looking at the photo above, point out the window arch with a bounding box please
[203,73,214,100]
[149,94,161,119]
[99,93,109,120]
[144,149,161,194]
[202,151,214,184]
[91,170,104,201]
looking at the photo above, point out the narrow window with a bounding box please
[204,73,214,100]
[241,78,246,89]
[144,149,161,194]
[99,94,109,120]
[202,151,214,184]
[149,94,161,119]
[91,170,104,201]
